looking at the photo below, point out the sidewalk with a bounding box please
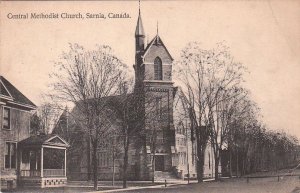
[88,184,174,193]
[68,179,215,193]
[67,180,186,187]
[83,181,186,193]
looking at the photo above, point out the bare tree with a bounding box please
[39,102,61,134]
[219,89,256,177]
[177,41,299,181]
[30,102,61,135]
[204,44,246,180]
[231,123,299,176]
[175,42,212,182]
[49,43,127,190]
[176,42,247,181]
[30,112,42,135]
[109,80,136,188]
[148,100,163,184]
[112,81,164,187]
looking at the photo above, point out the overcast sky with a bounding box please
[1,1,300,137]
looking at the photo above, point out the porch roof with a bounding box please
[18,134,70,148]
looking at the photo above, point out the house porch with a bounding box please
[18,134,69,188]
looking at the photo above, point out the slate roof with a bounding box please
[52,94,131,135]
[74,94,128,111]
[0,76,36,108]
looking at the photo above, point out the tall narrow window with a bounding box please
[3,107,10,129]
[98,152,102,166]
[5,142,16,169]
[155,97,162,119]
[98,152,109,167]
[154,57,162,80]
[5,143,10,168]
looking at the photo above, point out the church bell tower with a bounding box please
[133,2,175,179]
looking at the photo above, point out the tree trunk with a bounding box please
[194,125,207,183]
[196,146,205,183]
[123,134,129,188]
[242,155,245,176]
[214,156,219,180]
[229,147,232,177]
[87,136,91,181]
[92,141,98,190]
[112,148,115,186]
[236,151,239,177]
[151,124,157,184]
[152,153,155,184]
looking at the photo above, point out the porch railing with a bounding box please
[20,170,41,177]
[20,169,65,177]
[44,169,65,177]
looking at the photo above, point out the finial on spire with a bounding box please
[157,21,159,35]
[139,0,141,14]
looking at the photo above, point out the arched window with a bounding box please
[154,57,162,80]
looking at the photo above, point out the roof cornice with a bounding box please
[7,100,37,110]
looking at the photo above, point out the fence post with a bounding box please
[247,177,249,183]
[277,176,280,182]
[165,179,167,187]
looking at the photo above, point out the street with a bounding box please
[5,176,299,193]
[116,176,300,193]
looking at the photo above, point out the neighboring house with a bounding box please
[173,88,218,179]
[0,76,37,189]
[0,76,69,190]
[53,7,217,181]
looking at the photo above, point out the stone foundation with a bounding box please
[1,178,17,191]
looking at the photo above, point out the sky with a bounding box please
[1,0,300,138]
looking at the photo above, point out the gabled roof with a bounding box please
[74,94,129,111]
[53,94,130,135]
[0,76,36,108]
[143,35,174,61]
[18,134,70,148]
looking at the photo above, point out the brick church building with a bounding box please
[53,6,216,181]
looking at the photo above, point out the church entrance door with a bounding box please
[155,155,164,171]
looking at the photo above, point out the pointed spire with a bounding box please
[156,21,160,44]
[135,0,145,37]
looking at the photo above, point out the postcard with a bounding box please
[1,1,300,192]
